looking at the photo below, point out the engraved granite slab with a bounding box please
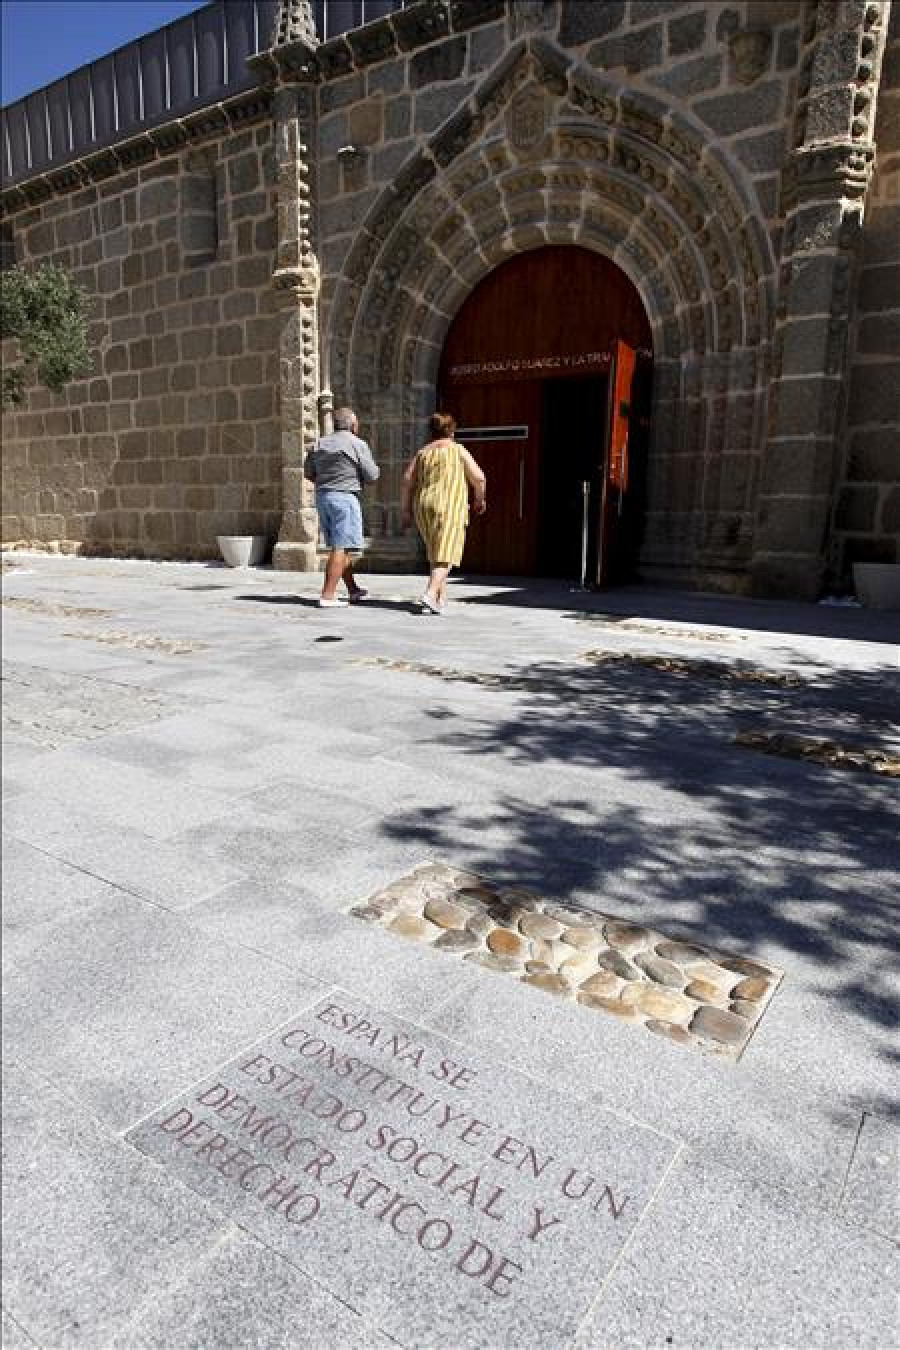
[127,993,678,1348]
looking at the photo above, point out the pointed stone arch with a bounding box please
[327,35,777,575]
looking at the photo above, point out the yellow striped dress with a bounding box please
[413,440,469,567]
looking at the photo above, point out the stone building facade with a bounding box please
[1,0,897,598]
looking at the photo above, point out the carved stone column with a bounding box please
[255,2,323,572]
[751,0,888,598]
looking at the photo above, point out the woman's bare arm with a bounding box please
[399,452,419,526]
[459,446,487,513]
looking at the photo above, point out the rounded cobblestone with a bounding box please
[731,975,770,1001]
[597,950,642,980]
[423,898,470,930]
[619,985,694,1023]
[604,921,653,952]
[389,913,441,942]
[560,927,603,951]
[433,929,480,953]
[690,1005,748,1045]
[633,953,684,987]
[579,970,624,998]
[487,928,530,959]
[519,913,564,941]
[646,1019,693,1044]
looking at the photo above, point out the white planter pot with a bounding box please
[217,535,269,568]
[852,563,900,611]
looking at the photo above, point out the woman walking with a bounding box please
[400,413,486,613]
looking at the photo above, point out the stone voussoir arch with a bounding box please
[326,35,778,521]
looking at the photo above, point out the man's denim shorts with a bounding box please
[316,489,364,550]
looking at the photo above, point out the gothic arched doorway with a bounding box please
[438,246,653,583]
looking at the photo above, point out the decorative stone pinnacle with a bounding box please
[270,0,318,49]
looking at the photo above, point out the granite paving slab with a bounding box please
[574,1151,899,1349]
[839,1111,899,1241]
[108,1230,395,1350]
[3,754,236,841]
[1,661,178,749]
[0,1309,35,1348]
[127,991,679,1350]
[182,875,481,1018]
[423,966,862,1203]
[2,811,246,912]
[1,1059,230,1348]
[2,894,329,1127]
[1,835,130,970]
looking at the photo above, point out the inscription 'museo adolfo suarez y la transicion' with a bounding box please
[148,1001,635,1302]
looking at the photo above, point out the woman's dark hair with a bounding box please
[429,411,456,439]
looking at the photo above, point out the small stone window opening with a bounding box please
[0,223,16,271]
[180,168,219,266]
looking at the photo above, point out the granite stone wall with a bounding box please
[1,115,280,559]
[836,1,900,576]
[308,0,809,588]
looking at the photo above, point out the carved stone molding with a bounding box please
[270,0,318,48]
[507,84,550,157]
[783,140,876,207]
[271,82,322,570]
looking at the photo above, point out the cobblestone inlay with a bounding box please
[1,596,114,619]
[575,615,744,643]
[349,864,783,1061]
[581,651,803,687]
[62,629,209,655]
[351,656,546,689]
[735,730,900,777]
[1,662,175,747]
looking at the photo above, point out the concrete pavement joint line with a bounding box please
[836,1111,869,1210]
[0,834,176,914]
[734,730,900,777]
[348,863,784,1061]
[0,1306,40,1348]
[570,1140,687,1348]
[120,987,341,1140]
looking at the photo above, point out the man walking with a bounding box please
[304,407,379,607]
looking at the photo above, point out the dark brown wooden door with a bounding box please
[439,246,652,578]
[448,381,541,576]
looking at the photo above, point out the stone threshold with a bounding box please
[349,864,783,1062]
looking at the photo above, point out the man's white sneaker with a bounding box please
[318,596,348,608]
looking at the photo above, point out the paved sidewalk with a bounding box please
[2,552,898,1349]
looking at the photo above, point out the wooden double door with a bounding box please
[439,246,652,583]
[449,351,640,582]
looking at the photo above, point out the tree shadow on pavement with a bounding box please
[377,649,900,1078]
